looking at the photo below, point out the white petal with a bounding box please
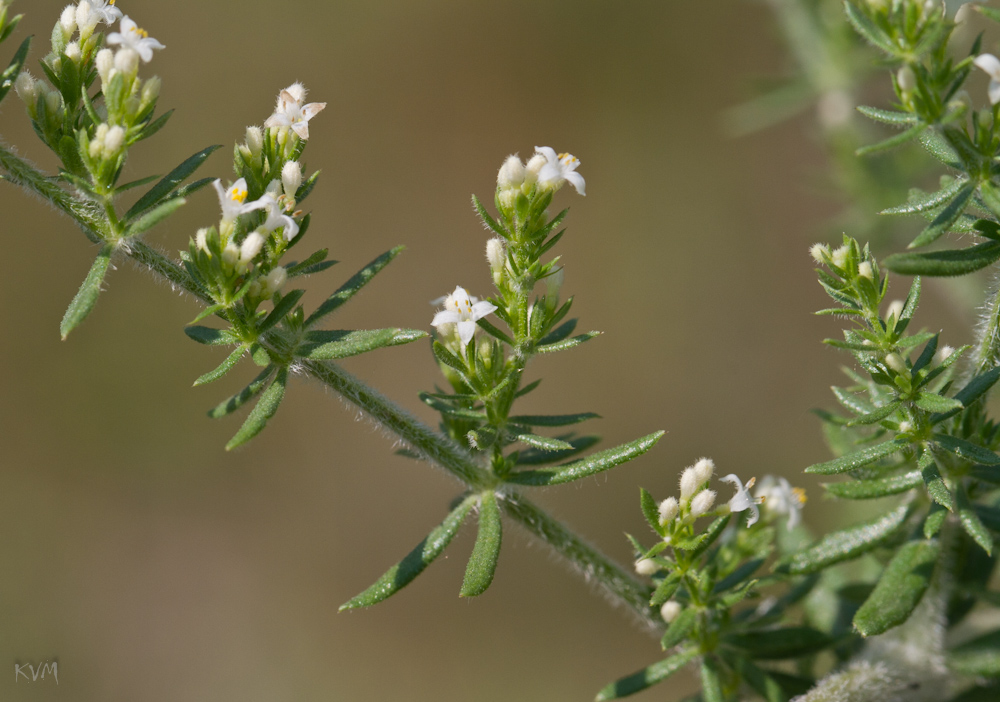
[470,300,497,321]
[432,310,461,326]
[990,80,1000,106]
[302,102,326,120]
[120,15,137,34]
[744,504,760,527]
[565,171,586,196]
[537,163,562,186]
[975,54,1000,81]
[429,295,448,306]
[457,320,476,346]
[534,146,558,163]
[107,32,124,45]
[212,178,226,203]
[282,216,300,241]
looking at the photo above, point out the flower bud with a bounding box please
[956,3,975,24]
[222,243,240,268]
[660,601,682,624]
[898,421,913,434]
[64,42,82,64]
[60,5,78,38]
[44,90,62,120]
[498,188,518,213]
[830,245,849,270]
[240,231,266,265]
[692,457,714,486]
[885,299,904,323]
[486,238,505,285]
[524,153,546,188]
[934,345,955,365]
[14,71,37,106]
[679,466,701,501]
[885,353,907,374]
[809,243,829,264]
[114,48,139,78]
[658,497,679,525]
[858,261,873,279]
[634,558,658,576]
[497,155,525,189]
[195,228,210,251]
[264,266,288,296]
[282,160,302,199]
[76,2,98,39]
[141,76,161,105]
[690,489,717,517]
[96,48,114,84]
[897,66,916,93]
[103,125,125,157]
[245,126,264,159]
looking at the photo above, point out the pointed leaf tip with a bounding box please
[60,243,113,340]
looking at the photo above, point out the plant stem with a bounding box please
[973,272,1000,377]
[0,144,661,631]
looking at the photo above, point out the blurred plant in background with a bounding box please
[4,1,1000,701]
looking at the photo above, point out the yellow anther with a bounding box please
[793,487,807,504]
[230,188,248,203]
[746,477,756,489]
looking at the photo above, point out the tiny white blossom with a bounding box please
[534,146,586,195]
[755,476,807,530]
[264,82,326,140]
[690,489,716,517]
[213,178,266,223]
[259,183,300,240]
[263,267,287,297]
[660,601,682,623]
[634,558,658,576]
[658,497,679,525]
[245,126,264,159]
[103,125,124,156]
[974,54,1000,105]
[113,48,139,77]
[431,285,498,347]
[76,1,121,38]
[195,228,210,252]
[934,345,955,365]
[524,152,547,188]
[720,474,761,527]
[14,71,37,105]
[107,15,165,64]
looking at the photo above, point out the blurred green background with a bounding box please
[0,1,971,700]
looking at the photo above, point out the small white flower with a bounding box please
[107,15,165,64]
[497,155,525,189]
[690,489,717,517]
[720,474,761,527]
[264,82,326,140]
[431,286,498,347]
[658,497,679,525]
[76,1,121,38]
[660,601,682,624]
[103,125,125,156]
[524,152,547,188]
[195,228,210,252]
[64,42,82,63]
[934,345,955,365]
[14,71,37,105]
[634,558,658,576]
[974,54,1000,105]
[486,238,505,285]
[754,476,807,530]
[679,464,707,501]
[534,146,586,195]
[258,188,300,241]
[213,178,266,223]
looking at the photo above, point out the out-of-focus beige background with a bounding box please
[0,1,970,700]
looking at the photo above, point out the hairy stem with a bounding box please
[973,272,1000,377]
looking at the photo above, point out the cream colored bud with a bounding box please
[195,228,210,251]
[14,72,37,105]
[265,266,288,294]
[486,238,505,278]
[88,139,102,159]
[634,558,658,576]
[898,421,913,434]
[934,345,955,365]
[831,245,850,270]
[64,42,82,63]
[76,2,98,38]
[141,77,161,105]
[44,90,62,117]
[690,489,717,517]
[60,5,78,37]
[281,161,302,199]
[679,466,701,501]
[660,601,682,624]
[897,66,916,93]
[222,244,240,267]
[692,457,715,486]
[103,125,125,157]
[497,155,525,189]
[240,231,266,264]
[245,126,264,158]
[96,49,114,84]
[658,497,679,525]
[956,3,975,24]
[114,48,139,78]
[524,153,546,186]
[498,188,518,212]
[886,299,904,322]
[809,243,829,264]
[885,353,907,374]
[858,261,873,279]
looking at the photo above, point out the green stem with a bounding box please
[973,274,1000,377]
[0,145,658,629]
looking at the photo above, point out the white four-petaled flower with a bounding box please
[213,178,266,222]
[76,1,122,37]
[108,15,165,63]
[264,83,326,140]
[259,191,300,241]
[431,286,497,347]
[720,474,761,527]
[534,146,586,196]
[754,476,807,530]
[974,54,1000,105]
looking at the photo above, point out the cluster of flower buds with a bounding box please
[494,147,586,224]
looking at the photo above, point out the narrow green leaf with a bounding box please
[207,366,274,419]
[843,0,901,55]
[649,572,681,607]
[193,346,246,386]
[853,538,940,636]
[508,412,600,427]
[114,173,161,194]
[340,496,475,610]
[460,492,502,597]
[539,318,578,346]
[934,433,1000,465]
[506,431,664,486]
[958,485,993,555]
[895,276,921,335]
[724,654,791,702]
[476,318,514,346]
[285,248,330,276]
[125,145,220,221]
[880,177,967,215]
[919,129,962,167]
[925,503,948,538]
[305,246,404,327]
[258,289,305,333]
[294,328,426,360]
[775,503,912,574]
[675,516,730,560]
[846,401,900,426]
[857,105,919,126]
[919,452,954,512]
[123,197,186,237]
[189,303,226,325]
[805,438,908,474]
[909,183,975,249]
[594,648,698,701]
[915,392,963,414]
[949,630,1000,677]
[514,435,600,465]
[60,243,113,339]
[419,393,487,421]
[700,656,724,702]
[932,366,1000,423]
[856,123,926,156]
[471,193,508,238]
[250,343,271,367]
[134,108,173,143]
[823,470,922,500]
[225,366,287,450]
[725,627,834,659]
[0,35,30,103]
[184,325,240,346]
[537,331,601,353]
[516,434,575,451]
[640,488,662,535]
[660,607,697,649]
[884,241,1000,277]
